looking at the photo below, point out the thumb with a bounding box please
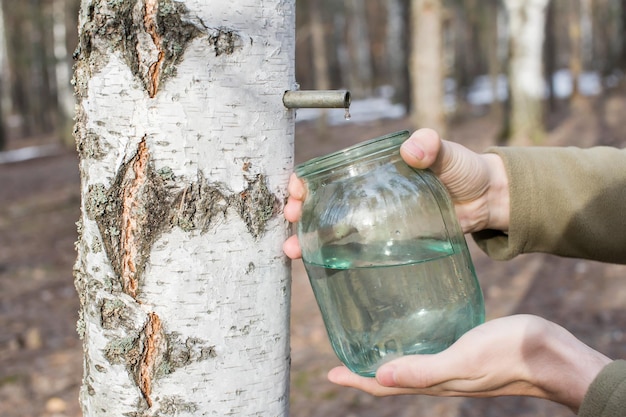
[399,128,443,170]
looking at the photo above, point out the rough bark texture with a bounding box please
[73,1,294,416]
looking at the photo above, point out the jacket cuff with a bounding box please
[578,360,626,417]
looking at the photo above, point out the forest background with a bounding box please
[1,0,626,417]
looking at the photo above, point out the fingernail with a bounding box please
[401,141,425,160]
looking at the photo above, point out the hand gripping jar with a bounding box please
[295,130,485,377]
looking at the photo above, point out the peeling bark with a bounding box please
[143,0,164,98]
[138,312,165,407]
[73,0,202,99]
[121,138,149,298]
[86,138,171,299]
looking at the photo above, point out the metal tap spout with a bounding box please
[283,90,351,109]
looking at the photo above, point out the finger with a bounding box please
[284,195,303,222]
[400,128,442,170]
[287,173,306,201]
[282,235,302,259]
[375,355,449,389]
[328,366,417,397]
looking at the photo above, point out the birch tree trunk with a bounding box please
[503,0,549,145]
[73,1,294,416]
[410,0,446,135]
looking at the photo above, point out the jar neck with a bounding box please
[305,148,405,186]
[295,130,410,183]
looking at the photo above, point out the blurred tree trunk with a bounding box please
[334,13,351,89]
[503,0,549,145]
[0,0,8,150]
[595,0,620,88]
[7,4,32,138]
[580,0,593,67]
[386,0,410,109]
[485,0,504,118]
[345,0,373,97]
[30,0,54,134]
[568,0,582,101]
[73,0,294,415]
[453,0,479,111]
[544,0,556,112]
[621,0,626,71]
[410,0,445,135]
[309,0,330,130]
[53,0,75,145]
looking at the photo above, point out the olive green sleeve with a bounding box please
[578,360,626,417]
[471,146,626,264]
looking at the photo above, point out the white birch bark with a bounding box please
[503,0,549,144]
[73,1,294,416]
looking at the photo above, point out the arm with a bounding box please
[579,360,626,417]
[282,129,621,412]
[474,146,626,264]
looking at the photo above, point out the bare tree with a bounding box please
[503,0,550,145]
[410,0,446,135]
[0,0,8,150]
[569,0,583,101]
[53,0,75,144]
[386,0,410,108]
[345,0,374,97]
[309,0,331,129]
[73,1,294,415]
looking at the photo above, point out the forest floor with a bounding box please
[2,91,626,417]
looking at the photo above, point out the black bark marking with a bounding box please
[237,174,280,239]
[157,396,199,415]
[104,335,141,367]
[100,298,136,330]
[170,173,229,233]
[171,173,279,238]
[159,333,217,376]
[208,28,241,56]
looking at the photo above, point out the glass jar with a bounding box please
[295,130,485,377]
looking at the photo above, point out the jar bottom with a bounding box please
[304,249,485,377]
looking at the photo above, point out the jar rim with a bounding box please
[295,130,410,178]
